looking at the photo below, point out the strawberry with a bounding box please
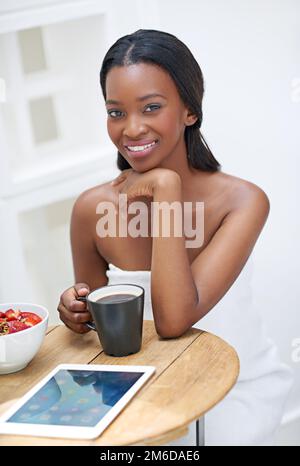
[0,312,6,318]
[7,320,29,334]
[20,312,42,327]
[5,309,21,321]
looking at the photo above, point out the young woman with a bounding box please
[57,30,293,445]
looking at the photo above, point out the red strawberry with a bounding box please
[5,309,21,321]
[20,312,42,327]
[0,312,6,318]
[7,320,29,334]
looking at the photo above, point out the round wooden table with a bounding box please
[0,321,239,446]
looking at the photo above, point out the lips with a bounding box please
[124,139,157,147]
[124,140,159,159]
[125,140,157,151]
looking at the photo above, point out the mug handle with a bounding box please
[77,296,96,331]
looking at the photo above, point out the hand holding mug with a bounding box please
[57,283,91,333]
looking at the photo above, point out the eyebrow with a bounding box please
[105,93,167,105]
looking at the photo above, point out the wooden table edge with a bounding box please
[0,322,240,446]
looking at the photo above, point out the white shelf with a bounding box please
[9,162,118,213]
[2,143,117,199]
[22,71,75,101]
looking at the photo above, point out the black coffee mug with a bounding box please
[78,284,144,357]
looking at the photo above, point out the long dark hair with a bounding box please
[100,29,221,172]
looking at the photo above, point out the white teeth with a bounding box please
[126,141,156,152]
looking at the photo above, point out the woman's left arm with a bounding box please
[111,168,270,339]
[150,172,200,337]
[154,180,271,339]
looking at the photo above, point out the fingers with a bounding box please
[59,314,90,334]
[110,174,126,186]
[110,169,132,186]
[57,302,91,334]
[58,301,91,322]
[58,284,91,334]
[60,284,89,309]
[74,283,90,296]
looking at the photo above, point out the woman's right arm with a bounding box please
[57,189,108,333]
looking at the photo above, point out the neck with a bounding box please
[158,139,208,198]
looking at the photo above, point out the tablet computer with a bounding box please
[0,363,155,439]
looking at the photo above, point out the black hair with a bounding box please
[100,29,221,172]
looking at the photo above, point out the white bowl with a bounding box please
[0,303,49,375]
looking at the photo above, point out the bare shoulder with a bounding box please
[72,180,116,217]
[219,171,270,215]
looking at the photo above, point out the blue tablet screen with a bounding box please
[7,369,143,427]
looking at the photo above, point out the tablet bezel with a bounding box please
[0,363,155,439]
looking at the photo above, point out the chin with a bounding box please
[132,162,159,173]
[121,155,156,172]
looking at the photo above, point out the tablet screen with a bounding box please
[6,369,144,427]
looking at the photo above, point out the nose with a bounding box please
[123,114,147,139]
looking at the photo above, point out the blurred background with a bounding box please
[0,0,299,445]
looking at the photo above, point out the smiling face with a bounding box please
[105,63,197,173]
